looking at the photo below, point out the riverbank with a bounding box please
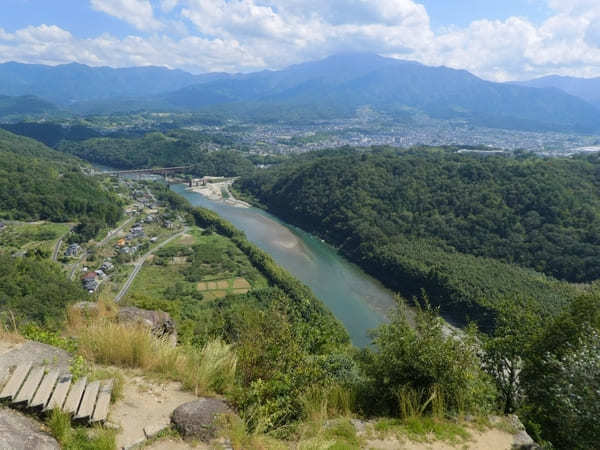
[186,178,251,208]
[171,183,396,347]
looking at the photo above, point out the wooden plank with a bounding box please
[45,373,72,412]
[0,363,31,400]
[0,368,10,389]
[63,376,86,415]
[13,366,44,404]
[91,379,113,423]
[75,380,100,420]
[30,369,59,408]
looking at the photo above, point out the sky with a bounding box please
[1,0,600,81]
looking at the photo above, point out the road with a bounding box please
[98,217,135,248]
[52,237,65,262]
[69,217,135,280]
[114,228,188,303]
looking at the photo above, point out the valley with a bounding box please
[0,50,599,450]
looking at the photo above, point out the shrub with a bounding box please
[358,301,496,418]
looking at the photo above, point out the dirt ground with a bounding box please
[110,372,198,449]
[365,427,515,450]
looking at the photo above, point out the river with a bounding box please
[170,184,397,347]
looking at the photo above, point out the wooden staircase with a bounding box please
[0,363,112,423]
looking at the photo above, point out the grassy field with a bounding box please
[124,227,268,304]
[0,221,71,256]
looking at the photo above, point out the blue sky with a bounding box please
[1,0,599,81]
[421,0,552,29]
[2,0,553,36]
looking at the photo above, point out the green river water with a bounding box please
[170,184,396,347]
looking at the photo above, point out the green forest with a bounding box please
[237,147,600,324]
[57,130,255,177]
[0,254,85,327]
[0,129,122,224]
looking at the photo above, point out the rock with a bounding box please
[507,415,540,450]
[0,408,60,450]
[0,341,71,372]
[71,301,99,313]
[171,398,232,441]
[118,306,177,345]
[513,430,541,449]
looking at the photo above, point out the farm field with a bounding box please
[123,227,268,304]
[0,221,71,257]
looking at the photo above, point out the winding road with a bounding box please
[114,227,188,303]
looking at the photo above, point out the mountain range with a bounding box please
[2,54,600,132]
[515,75,600,110]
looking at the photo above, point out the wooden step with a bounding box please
[30,369,59,409]
[91,380,113,423]
[0,368,10,390]
[63,376,87,415]
[45,373,72,412]
[0,363,32,400]
[75,380,100,420]
[13,366,44,404]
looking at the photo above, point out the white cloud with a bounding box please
[90,0,162,31]
[1,0,600,81]
[160,0,180,13]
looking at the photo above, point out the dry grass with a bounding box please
[232,278,251,289]
[66,299,118,331]
[73,319,237,396]
[0,311,25,344]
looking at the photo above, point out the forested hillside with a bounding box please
[0,129,122,224]
[0,254,85,327]
[58,130,254,176]
[237,147,600,325]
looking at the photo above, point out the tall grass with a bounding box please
[301,385,354,423]
[47,408,116,450]
[76,320,236,395]
[395,384,446,419]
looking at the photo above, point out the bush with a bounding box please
[358,301,496,418]
[521,294,600,449]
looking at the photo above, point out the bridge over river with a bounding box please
[95,165,194,177]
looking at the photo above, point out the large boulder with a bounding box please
[0,341,72,372]
[117,306,177,345]
[0,408,59,450]
[171,398,232,441]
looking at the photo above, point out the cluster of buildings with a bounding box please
[116,222,147,256]
[81,260,114,293]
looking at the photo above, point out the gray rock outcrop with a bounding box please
[508,414,541,450]
[0,341,72,372]
[0,408,60,449]
[513,430,541,449]
[117,306,177,345]
[171,398,232,441]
